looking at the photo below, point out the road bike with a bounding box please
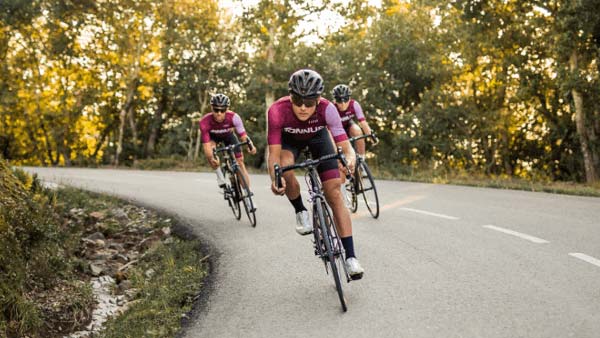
[346,133,380,218]
[213,140,256,227]
[274,147,353,312]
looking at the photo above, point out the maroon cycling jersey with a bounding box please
[199,111,246,143]
[336,99,366,129]
[267,96,348,145]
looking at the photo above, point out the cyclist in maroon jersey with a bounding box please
[331,84,374,157]
[199,93,256,190]
[267,69,364,279]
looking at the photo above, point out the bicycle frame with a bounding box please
[274,147,353,311]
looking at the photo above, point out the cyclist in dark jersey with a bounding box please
[267,69,364,279]
[199,93,256,190]
[331,84,374,157]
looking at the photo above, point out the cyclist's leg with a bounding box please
[310,130,362,274]
[348,121,365,156]
[308,129,351,237]
[222,134,250,189]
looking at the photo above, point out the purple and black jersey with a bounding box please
[267,96,348,145]
[199,111,246,143]
[336,99,366,129]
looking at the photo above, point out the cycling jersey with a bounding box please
[199,111,247,158]
[267,97,347,145]
[199,111,246,143]
[336,99,365,130]
[268,96,347,182]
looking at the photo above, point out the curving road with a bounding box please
[24,167,600,338]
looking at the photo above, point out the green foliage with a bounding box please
[0,161,94,337]
[1,0,599,183]
[101,240,207,338]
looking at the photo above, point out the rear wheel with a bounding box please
[357,161,379,218]
[315,200,347,312]
[237,173,256,227]
[228,173,242,220]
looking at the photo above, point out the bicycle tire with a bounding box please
[236,173,256,227]
[348,178,358,213]
[315,200,347,312]
[358,161,379,218]
[228,172,242,220]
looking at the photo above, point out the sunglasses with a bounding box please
[291,94,318,108]
[335,96,350,103]
[213,107,227,113]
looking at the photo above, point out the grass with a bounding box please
[1,161,209,337]
[368,162,600,197]
[101,240,207,338]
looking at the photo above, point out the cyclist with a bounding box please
[199,93,257,191]
[331,84,374,157]
[267,69,364,279]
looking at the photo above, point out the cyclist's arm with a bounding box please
[232,113,247,139]
[358,120,372,135]
[325,102,355,170]
[267,144,281,182]
[353,101,371,135]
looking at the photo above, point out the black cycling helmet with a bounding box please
[210,93,230,107]
[332,84,352,101]
[288,69,324,98]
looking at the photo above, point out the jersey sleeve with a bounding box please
[325,102,348,143]
[232,113,247,138]
[353,101,366,122]
[267,105,282,145]
[199,117,211,143]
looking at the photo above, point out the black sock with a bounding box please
[341,236,356,259]
[289,196,307,214]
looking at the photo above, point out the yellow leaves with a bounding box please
[385,2,411,16]
[137,85,154,100]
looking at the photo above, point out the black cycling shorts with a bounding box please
[211,133,242,159]
[281,128,340,182]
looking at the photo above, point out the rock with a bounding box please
[110,208,129,221]
[160,226,171,237]
[86,232,106,241]
[90,263,104,276]
[112,253,129,264]
[108,242,125,251]
[144,268,155,279]
[140,236,161,251]
[163,237,175,245]
[94,239,106,247]
[89,211,106,220]
[117,280,132,293]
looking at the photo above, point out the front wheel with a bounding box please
[227,173,242,220]
[315,200,347,312]
[236,173,256,227]
[357,161,379,218]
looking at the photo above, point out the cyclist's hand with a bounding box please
[209,156,220,167]
[248,143,257,155]
[347,156,356,174]
[271,177,286,195]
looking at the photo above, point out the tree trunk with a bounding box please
[262,27,276,170]
[194,88,210,160]
[128,107,138,161]
[570,51,598,183]
[115,80,137,166]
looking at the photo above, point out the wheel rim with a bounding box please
[359,162,379,218]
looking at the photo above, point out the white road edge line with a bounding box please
[483,225,549,244]
[569,253,600,268]
[399,207,459,220]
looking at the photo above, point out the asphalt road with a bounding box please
[24,167,600,338]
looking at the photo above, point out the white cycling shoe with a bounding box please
[345,257,364,280]
[295,210,313,235]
